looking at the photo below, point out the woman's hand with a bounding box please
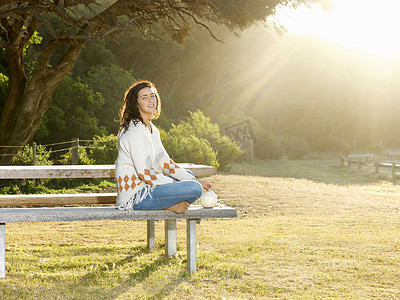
[196,179,213,191]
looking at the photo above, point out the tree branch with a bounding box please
[21,14,39,46]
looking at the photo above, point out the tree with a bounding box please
[81,64,135,134]
[0,0,306,165]
[34,76,107,142]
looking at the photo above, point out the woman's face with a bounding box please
[137,87,157,118]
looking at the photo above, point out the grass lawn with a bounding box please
[1,155,400,299]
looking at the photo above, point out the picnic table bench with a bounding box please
[0,164,236,278]
[340,153,374,168]
[373,151,400,178]
[374,161,400,177]
[387,151,400,161]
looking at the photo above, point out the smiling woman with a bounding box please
[273,0,400,57]
[115,80,212,213]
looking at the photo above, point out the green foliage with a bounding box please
[23,31,43,77]
[0,183,20,195]
[88,135,119,164]
[212,135,242,170]
[183,110,241,169]
[281,136,311,160]
[59,146,95,165]
[23,31,42,55]
[36,77,107,142]
[44,178,115,192]
[253,127,283,159]
[81,64,135,134]
[217,109,284,160]
[153,111,174,131]
[12,144,53,166]
[0,180,53,195]
[312,136,352,154]
[161,111,241,170]
[20,180,53,194]
[80,39,116,71]
[160,128,219,168]
[0,72,8,111]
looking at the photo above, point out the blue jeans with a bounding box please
[133,180,203,210]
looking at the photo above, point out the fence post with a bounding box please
[32,142,36,166]
[392,162,396,178]
[247,137,254,162]
[241,135,254,162]
[72,138,79,165]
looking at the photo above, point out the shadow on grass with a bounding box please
[69,244,189,299]
[107,249,190,299]
[5,241,191,299]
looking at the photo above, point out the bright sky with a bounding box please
[272,0,400,57]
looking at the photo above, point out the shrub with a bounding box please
[212,135,242,168]
[161,110,241,170]
[253,128,283,159]
[59,146,95,165]
[311,136,352,154]
[88,135,118,164]
[160,129,219,168]
[281,136,311,160]
[36,76,107,142]
[217,110,283,160]
[12,144,53,166]
[0,181,53,195]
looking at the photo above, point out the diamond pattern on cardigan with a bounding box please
[116,174,141,192]
[139,168,160,185]
[163,160,181,175]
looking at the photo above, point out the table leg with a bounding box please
[147,220,155,249]
[0,223,5,278]
[165,219,177,257]
[187,219,200,272]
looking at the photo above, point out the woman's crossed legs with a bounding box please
[133,180,203,213]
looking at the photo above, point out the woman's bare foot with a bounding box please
[165,201,190,213]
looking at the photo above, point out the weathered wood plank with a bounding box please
[0,205,237,223]
[0,164,216,179]
[178,163,216,176]
[0,193,117,207]
[0,165,115,179]
[348,153,374,159]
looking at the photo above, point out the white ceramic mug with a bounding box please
[200,190,218,208]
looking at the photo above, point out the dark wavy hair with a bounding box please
[119,80,161,132]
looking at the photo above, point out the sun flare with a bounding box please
[272,0,400,57]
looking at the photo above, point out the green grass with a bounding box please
[229,154,393,185]
[1,156,400,299]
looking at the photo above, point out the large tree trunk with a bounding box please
[0,1,134,165]
[0,40,86,165]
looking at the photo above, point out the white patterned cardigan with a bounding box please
[115,120,195,210]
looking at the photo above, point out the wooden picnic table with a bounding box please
[0,163,232,278]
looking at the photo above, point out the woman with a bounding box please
[115,80,212,213]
